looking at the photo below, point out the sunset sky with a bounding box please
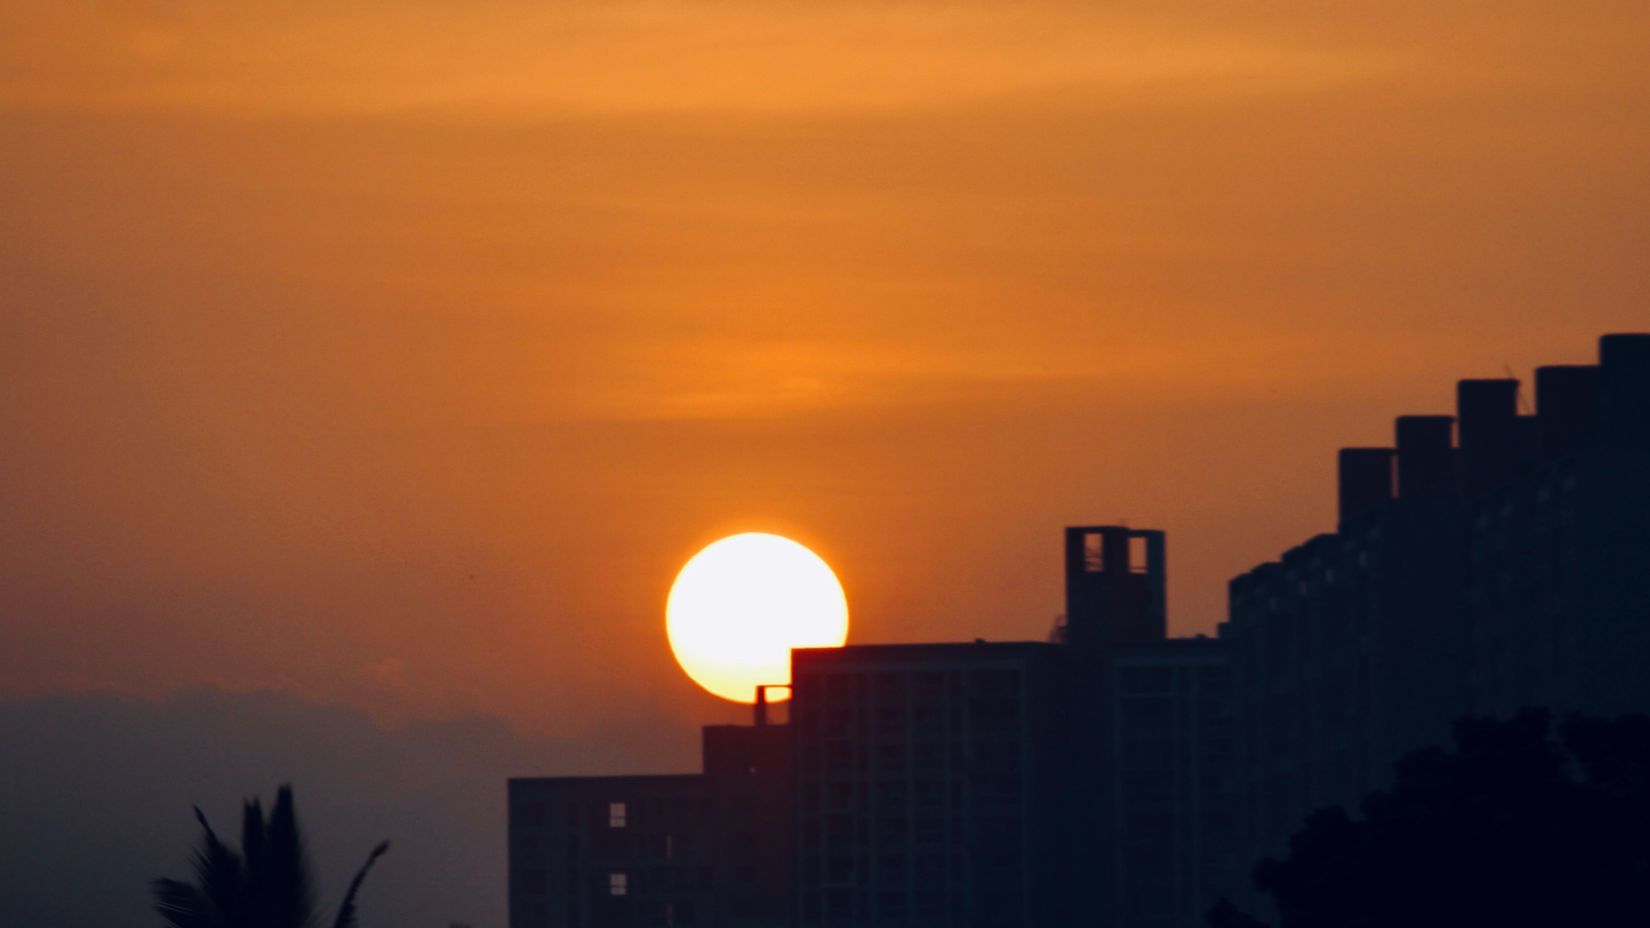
[5,0,1650,751]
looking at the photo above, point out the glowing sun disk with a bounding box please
[666,533,848,703]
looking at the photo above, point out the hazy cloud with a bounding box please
[0,686,692,928]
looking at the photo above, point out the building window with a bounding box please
[608,801,627,828]
[1084,532,1105,572]
[608,872,628,896]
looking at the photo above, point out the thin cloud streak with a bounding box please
[2,3,1395,116]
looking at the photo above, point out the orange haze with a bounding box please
[4,1,1649,745]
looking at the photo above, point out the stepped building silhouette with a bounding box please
[1220,332,1650,894]
[509,333,1650,928]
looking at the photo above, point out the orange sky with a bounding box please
[3,1,1649,746]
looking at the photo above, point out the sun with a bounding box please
[666,533,849,703]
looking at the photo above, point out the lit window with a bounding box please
[1083,532,1104,572]
[609,872,628,896]
[608,801,627,828]
[1129,535,1149,573]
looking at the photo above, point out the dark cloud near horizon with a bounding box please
[0,686,695,928]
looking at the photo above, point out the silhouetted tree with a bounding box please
[1209,710,1650,928]
[152,784,389,928]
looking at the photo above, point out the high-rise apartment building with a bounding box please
[784,526,1235,928]
[1221,332,1650,884]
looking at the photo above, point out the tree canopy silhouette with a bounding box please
[152,784,389,928]
[1210,710,1650,928]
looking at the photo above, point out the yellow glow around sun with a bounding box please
[667,533,848,704]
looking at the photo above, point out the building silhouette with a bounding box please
[511,527,1236,928]
[1053,527,1237,928]
[1220,332,1650,897]
[510,332,1650,927]
[509,722,791,928]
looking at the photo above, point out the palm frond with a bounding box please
[241,798,268,923]
[191,806,245,924]
[152,877,215,928]
[330,841,390,928]
[265,784,316,928]
[158,786,382,928]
